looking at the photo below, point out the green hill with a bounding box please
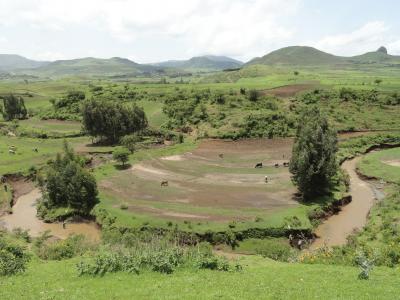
[246,46,346,66]
[0,54,48,71]
[246,46,400,68]
[28,57,163,77]
[153,55,243,71]
[349,47,400,65]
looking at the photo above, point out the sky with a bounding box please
[0,0,399,63]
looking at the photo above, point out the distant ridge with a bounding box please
[246,45,400,67]
[153,55,243,71]
[0,54,49,71]
[28,57,161,77]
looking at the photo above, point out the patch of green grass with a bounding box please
[0,135,90,175]
[358,147,400,183]
[1,256,400,299]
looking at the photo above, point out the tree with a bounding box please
[294,71,299,76]
[82,99,148,143]
[40,141,98,215]
[289,107,338,200]
[248,89,259,102]
[120,134,141,153]
[113,148,130,166]
[1,94,27,121]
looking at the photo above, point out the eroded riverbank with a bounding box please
[311,157,376,249]
[0,188,100,240]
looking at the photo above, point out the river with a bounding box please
[0,188,100,240]
[311,157,375,249]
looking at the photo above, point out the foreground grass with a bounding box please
[1,256,399,299]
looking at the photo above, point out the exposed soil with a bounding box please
[260,83,318,98]
[382,159,400,167]
[311,157,375,249]
[0,188,100,240]
[100,138,297,222]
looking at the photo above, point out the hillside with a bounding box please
[28,57,163,77]
[0,54,48,71]
[246,46,346,66]
[153,55,243,71]
[246,46,400,68]
[349,47,400,65]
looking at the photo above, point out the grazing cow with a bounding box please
[274,163,279,168]
[264,176,268,183]
[283,162,289,167]
[161,180,169,187]
[9,149,15,154]
[33,148,38,152]
[218,153,224,159]
[255,162,263,168]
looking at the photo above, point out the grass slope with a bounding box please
[1,256,399,299]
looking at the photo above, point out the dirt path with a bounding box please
[0,188,100,240]
[311,157,375,249]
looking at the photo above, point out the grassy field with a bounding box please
[0,135,91,175]
[1,255,399,299]
[358,148,400,183]
[94,138,319,233]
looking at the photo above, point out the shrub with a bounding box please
[0,236,30,276]
[113,148,130,166]
[34,233,96,260]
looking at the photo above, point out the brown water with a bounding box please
[0,189,101,240]
[311,157,375,249]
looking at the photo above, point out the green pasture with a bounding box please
[358,147,400,183]
[1,255,399,300]
[0,135,89,175]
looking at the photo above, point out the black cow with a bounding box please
[255,162,263,168]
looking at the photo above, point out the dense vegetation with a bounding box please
[38,142,98,221]
[0,94,27,121]
[82,99,148,143]
[290,107,338,199]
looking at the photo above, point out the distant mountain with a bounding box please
[153,55,243,71]
[246,46,345,66]
[0,54,49,71]
[29,57,162,77]
[246,46,400,67]
[349,47,400,65]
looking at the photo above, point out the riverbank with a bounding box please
[0,188,100,240]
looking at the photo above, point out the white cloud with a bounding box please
[0,0,301,61]
[388,40,400,55]
[313,21,390,56]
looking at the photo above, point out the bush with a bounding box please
[39,141,98,218]
[113,148,130,166]
[34,233,96,260]
[0,235,30,276]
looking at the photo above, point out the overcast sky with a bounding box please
[0,0,399,63]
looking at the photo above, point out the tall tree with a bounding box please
[289,107,338,200]
[82,99,148,143]
[1,94,27,121]
[40,142,98,214]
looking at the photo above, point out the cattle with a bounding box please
[255,162,263,168]
[283,162,289,167]
[218,153,224,159]
[161,180,169,187]
[33,148,38,152]
[274,163,279,168]
[9,149,15,154]
[264,176,268,183]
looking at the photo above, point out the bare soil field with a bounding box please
[99,139,298,222]
[261,83,318,98]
